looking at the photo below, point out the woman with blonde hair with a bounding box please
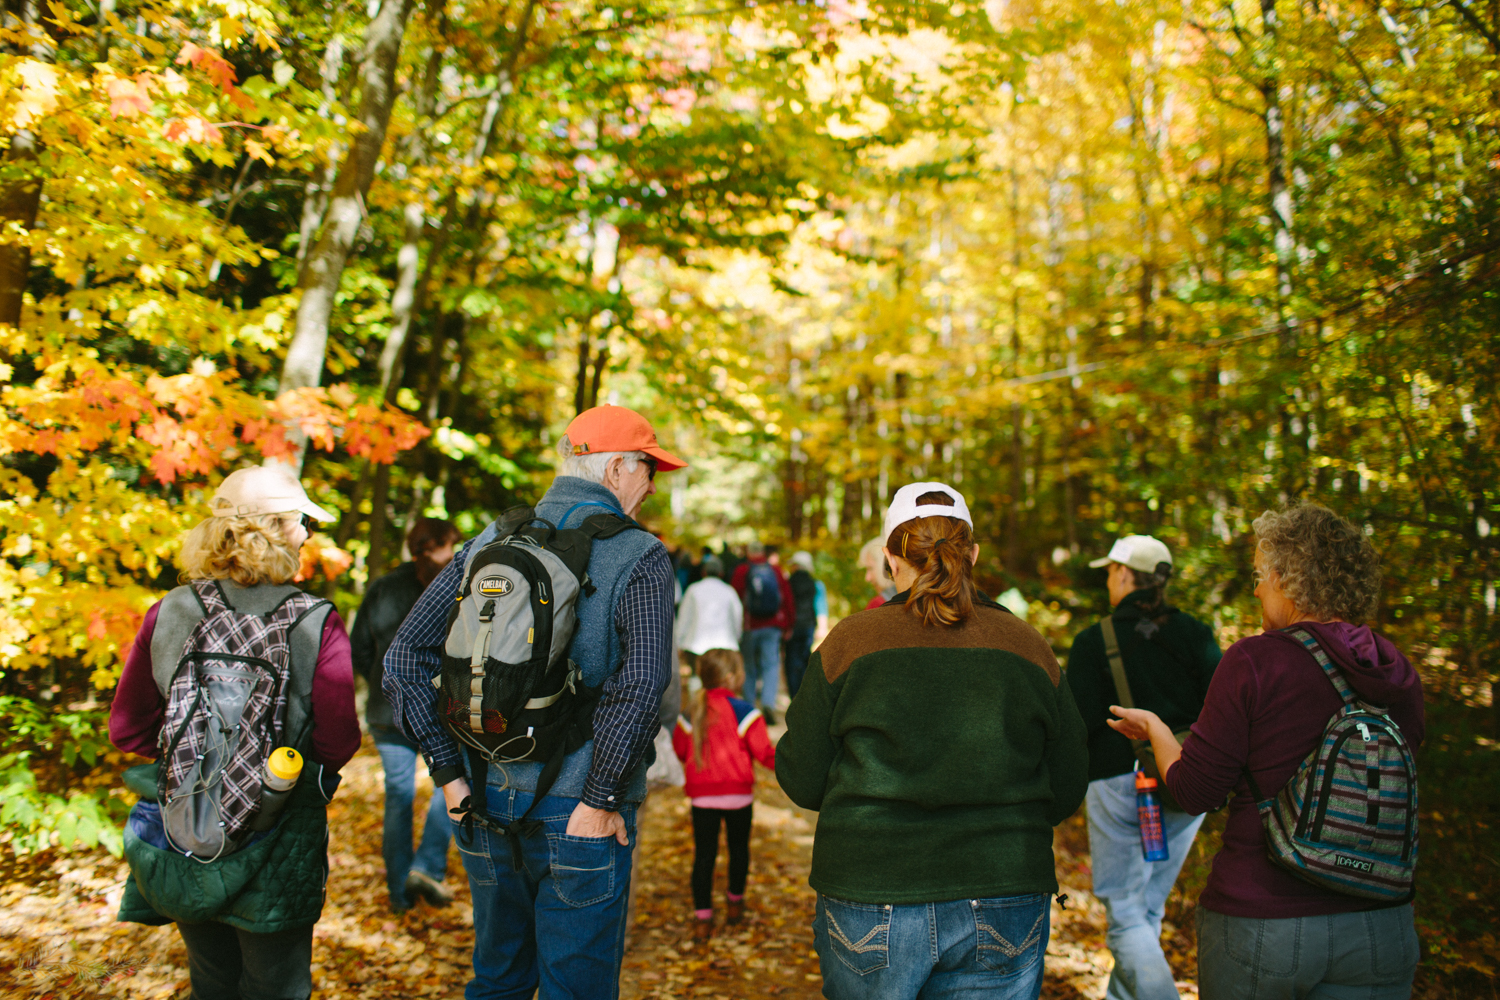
[777,482,1089,1000]
[672,647,777,939]
[109,466,360,1000]
[1109,501,1425,999]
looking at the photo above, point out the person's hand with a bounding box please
[1106,705,1163,742]
[441,777,472,820]
[566,802,629,845]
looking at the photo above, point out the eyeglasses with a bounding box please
[300,513,317,533]
[643,457,658,482]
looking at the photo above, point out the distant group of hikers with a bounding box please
[108,402,1424,1000]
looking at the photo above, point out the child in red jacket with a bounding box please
[672,648,776,939]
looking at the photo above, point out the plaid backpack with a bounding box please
[1247,628,1418,902]
[157,581,328,861]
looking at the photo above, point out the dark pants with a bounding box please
[176,920,314,1000]
[690,804,752,911]
[785,624,816,697]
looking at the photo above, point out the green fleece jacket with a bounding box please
[776,593,1088,905]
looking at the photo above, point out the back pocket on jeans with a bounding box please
[820,896,891,975]
[549,834,616,908]
[972,894,1048,975]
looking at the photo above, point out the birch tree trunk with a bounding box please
[277,0,416,470]
[1261,0,1297,350]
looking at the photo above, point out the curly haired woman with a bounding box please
[1109,502,1425,1000]
[109,466,360,1000]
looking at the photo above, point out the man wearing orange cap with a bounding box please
[384,404,686,999]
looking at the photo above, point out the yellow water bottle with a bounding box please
[250,747,303,831]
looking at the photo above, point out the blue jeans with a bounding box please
[1196,904,1418,999]
[453,786,637,1000]
[1086,773,1205,1000]
[376,740,452,909]
[785,624,815,697]
[813,892,1050,1000]
[741,626,782,709]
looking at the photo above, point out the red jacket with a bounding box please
[672,688,777,798]
[730,557,795,631]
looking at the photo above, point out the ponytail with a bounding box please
[887,491,977,627]
[690,648,744,768]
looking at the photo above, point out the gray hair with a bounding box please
[1253,502,1381,623]
[556,434,647,484]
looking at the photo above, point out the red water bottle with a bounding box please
[1136,767,1169,861]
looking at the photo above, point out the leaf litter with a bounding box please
[0,734,1209,999]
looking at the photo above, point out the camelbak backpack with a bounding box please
[745,561,782,619]
[156,581,328,861]
[437,504,644,856]
[1247,628,1418,902]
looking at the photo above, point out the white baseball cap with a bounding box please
[211,466,336,521]
[882,482,973,542]
[1089,534,1172,573]
[790,551,814,573]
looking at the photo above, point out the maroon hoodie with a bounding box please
[1166,621,1425,918]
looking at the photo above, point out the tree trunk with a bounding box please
[377,45,444,403]
[365,460,394,582]
[574,327,592,414]
[0,0,46,327]
[1006,161,1025,576]
[0,128,40,327]
[588,339,608,408]
[278,0,416,470]
[296,38,346,267]
[1261,0,1296,351]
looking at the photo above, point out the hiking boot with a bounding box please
[760,706,777,725]
[692,918,713,941]
[726,899,745,924]
[404,870,454,908]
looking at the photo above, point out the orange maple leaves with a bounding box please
[4,362,429,485]
[105,42,256,150]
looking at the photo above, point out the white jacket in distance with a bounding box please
[675,577,744,655]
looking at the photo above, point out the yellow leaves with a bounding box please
[9,59,60,128]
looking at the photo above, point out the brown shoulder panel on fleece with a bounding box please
[819,602,1062,686]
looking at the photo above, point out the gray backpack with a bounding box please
[156,581,328,860]
[1248,628,1418,902]
[437,505,644,853]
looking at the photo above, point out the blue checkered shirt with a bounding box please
[383,530,674,810]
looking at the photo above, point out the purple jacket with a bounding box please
[1166,621,1425,918]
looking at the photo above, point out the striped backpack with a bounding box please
[1246,628,1418,902]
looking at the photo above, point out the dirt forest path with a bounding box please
[0,735,1207,998]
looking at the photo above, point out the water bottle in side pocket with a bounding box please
[250,747,302,832]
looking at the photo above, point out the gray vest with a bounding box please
[467,477,666,803]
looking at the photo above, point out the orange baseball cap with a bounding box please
[565,405,687,471]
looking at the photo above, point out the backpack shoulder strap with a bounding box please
[150,584,217,696]
[496,504,537,539]
[579,511,646,540]
[191,579,230,616]
[1285,627,1357,705]
[1100,616,1136,710]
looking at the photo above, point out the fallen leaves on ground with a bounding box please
[0,734,1209,999]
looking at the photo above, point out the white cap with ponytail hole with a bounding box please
[882,482,973,542]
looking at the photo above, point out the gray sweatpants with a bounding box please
[1195,904,1418,1000]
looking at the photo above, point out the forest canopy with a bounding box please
[1,0,1497,983]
